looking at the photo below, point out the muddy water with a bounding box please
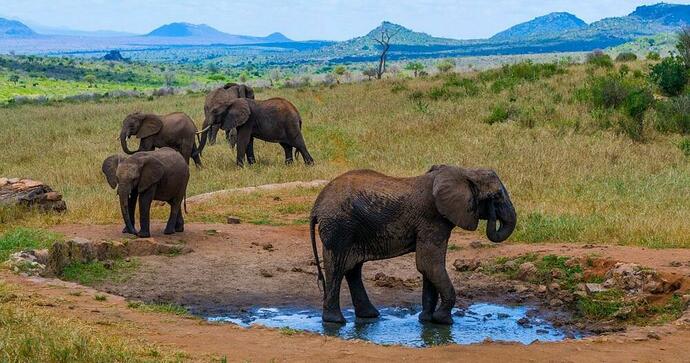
[207,303,575,347]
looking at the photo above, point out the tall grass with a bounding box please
[0,63,689,247]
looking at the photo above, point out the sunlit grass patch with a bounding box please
[127,301,189,316]
[61,259,139,285]
[0,227,60,261]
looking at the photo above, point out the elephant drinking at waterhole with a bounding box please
[310,165,517,325]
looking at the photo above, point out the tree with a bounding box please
[333,65,347,84]
[676,27,690,68]
[363,67,377,81]
[405,62,424,77]
[436,59,455,73]
[268,68,283,86]
[84,74,97,87]
[371,22,401,79]
[239,71,249,83]
[8,74,20,85]
[163,71,176,87]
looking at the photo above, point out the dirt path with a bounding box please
[5,223,688,362]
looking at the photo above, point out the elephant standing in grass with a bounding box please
[310,165,517,325]
[203,83,255,146]
[198,97,314,167]
[119,112,202,167]
[102,148,190,238]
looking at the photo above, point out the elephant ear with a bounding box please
[102,155,123,189]
[221,99,251,131]
[138,155,165,193]
[136,114,163,139]
[432,165,479,231]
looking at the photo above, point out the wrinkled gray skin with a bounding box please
[102,148,190,238]
[310,165,517,325]
[198,97,314,167]
[203,83,254,146]
[120,112,201,167]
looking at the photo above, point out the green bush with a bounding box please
[649,56,688,96]
[655,95,690,134]
[480,61,565,93]
[647,52,661,61]
[616,52,638,62]
[623,88,654,121]
[485,103,518,124]
[679,137,690,156]
[586,50,613,68]
[588,74,629,109]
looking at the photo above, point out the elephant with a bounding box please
[198,97,314,167]
[102,147,190,238]
[309,165,517,325]
[203,83,254,146]
[119,112,202,167]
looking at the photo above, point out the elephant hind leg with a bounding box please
[280,142,294,165]
[419,276,439,322]
[322,249,347,324]
[346,262,379,319]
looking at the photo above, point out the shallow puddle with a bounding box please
[207,303,574,347]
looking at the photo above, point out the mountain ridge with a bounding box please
[491,12,587,42]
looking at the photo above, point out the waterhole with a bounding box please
[207,303,577,347]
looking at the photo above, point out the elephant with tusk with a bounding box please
[310,165,517,325]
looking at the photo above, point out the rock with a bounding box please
[537,285,548,294]
[682,295,690,308]
[549,298,563,307]
[497,313,510,319]
[260,269,273,278]
[261,243,274,251]
[548,282,561,292]
[517,317,531,327]
[452,258,481,272]
[516,262,537,281]
[647,331,661,340]
[613,306,633,320]
[7,178,20,184]
[503,260,517,270]
[0,178,8,187]
[226,216,241,224]
[585,283,608,295]
[4,251,46,276]
[102,260,114,270]
[0,178,67,212]
[670,261,683,267]
[469,240,483,249]
[273,196,281,201]
[550,269,563,279]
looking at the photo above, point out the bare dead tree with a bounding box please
[371,23,401,79]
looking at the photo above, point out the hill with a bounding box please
[0,18,35,37]
[491,12,587,42]
[147,22,227,38]
[145,22,292,45]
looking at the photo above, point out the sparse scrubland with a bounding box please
[1,58,689,249]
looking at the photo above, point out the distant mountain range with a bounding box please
[0,3,689,59]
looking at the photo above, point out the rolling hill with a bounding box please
[0,18,36,37]
[145,22,292,44]
[491,12,587,42]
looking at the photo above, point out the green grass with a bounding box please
[60,259,139,285]
[0,282,182,362]
[94,294,107,302]
[0,227,59,261]
[278,327,301,336]
[127,301,189,316]
[0,61,689,247]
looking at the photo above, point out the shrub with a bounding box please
[679,137,690,156]
[618,114,645,141]
[655,95,690,134]
[676,27,690,69]
[616,52,638,62]
[647,52,661,61]
[480,61,565,93]
[485,103,518,124]
[436,59,455,73]
[586,50,614,68]
[588,75,630,109]
[443,74,480,96]
[649,56,688,96]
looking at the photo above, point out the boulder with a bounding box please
[516,262,537,281]
[453,258,481,272]
[0,178,66,212]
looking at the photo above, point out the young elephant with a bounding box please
[198,97,314,167]
[310,165,517,325]
[120,112,202,167]
[102,148,190,238]
[203,83,255,146]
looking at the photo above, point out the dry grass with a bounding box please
[1,61,688,247]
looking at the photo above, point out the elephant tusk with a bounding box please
[196,125,211,135]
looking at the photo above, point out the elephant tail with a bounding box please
[183,193,188,214]
[310,215,326,300]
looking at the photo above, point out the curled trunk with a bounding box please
[119,187,136,234]
[197,119,211,156]
[120,130,137,155]
[485,190,517,243]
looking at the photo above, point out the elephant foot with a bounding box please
[175,225,184,233]
[285,158,294,165]
[418,311,434,322]
[163,228,175,235]
[247,157,256,165]
[122,227,137,234]
[322,310,346,324]
[137,231,151,238]
[431,310,453,325]
[355,306,380,319]
[305,159,315,166]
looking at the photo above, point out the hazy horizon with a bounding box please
[3,1,690,41]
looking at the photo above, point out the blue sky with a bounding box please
[3,1,689,40]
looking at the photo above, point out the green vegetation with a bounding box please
[649,56,688,96]
[127,301,189,316]
[0,282,180,362]
[479,60,565,93]
[94,294,107,301]
[647,51,661,61]
[279,327,301,336]
[615,52,638,62]
[61,259,139,285]
[586,51,613,68]
[0,227,58,261]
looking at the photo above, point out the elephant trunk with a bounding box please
[120,129,137,155]
[486,188,516,243]
[197,119,211,156]
[119,187,136,234]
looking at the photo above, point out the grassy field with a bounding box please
[1,60,689,248]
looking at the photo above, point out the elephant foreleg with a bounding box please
[346,262,379,319]
[246,137,256,165]
[323,250,346,324]
[175,210,184,233]
[164,199,182,235]
[415,240,455,325]
[280,142,294,165]
[235,127,252,168]
[419,276,439,322]
[137,188,155,238]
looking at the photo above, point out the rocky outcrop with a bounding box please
[0,178,66,212]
